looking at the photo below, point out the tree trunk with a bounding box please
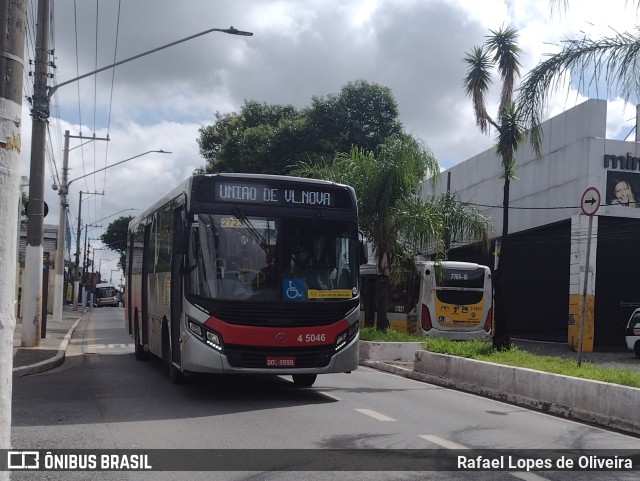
[376,275,389,331]
[364,276,376,327]
[493,176,511,349]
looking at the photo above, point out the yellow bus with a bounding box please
[360,261,492,339]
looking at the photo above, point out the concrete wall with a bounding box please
[424,99,640,238]
[16,267,56,317]
[358,341,424,362]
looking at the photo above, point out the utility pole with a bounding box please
[73,190,83,310]
[54,132,108,319]
[0,0,27,464]
[74,191,103,309]
[52,131,70,322]
[22,0,50,347]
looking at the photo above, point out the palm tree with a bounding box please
[429,192,492,257]
[519,14,640,154]
[463,27,526,349]
[292,134,491,330]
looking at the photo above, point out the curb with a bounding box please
[359,340,640,437]
[362,359,640,436]
[13,313,85,378]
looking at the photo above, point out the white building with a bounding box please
[18,224,68,315]
[425,99,640,350]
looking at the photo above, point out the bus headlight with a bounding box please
[188,319,203,337]
[335,323,358,351]
[187,317,224,352]
[206,331,223,351]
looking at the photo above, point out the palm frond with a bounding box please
[549,0,570,17]
[486,27,522,114]
[463,46,493,133]
[496,102,524,174]
[519,27,640,155]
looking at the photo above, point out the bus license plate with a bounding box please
[266,356,296,367]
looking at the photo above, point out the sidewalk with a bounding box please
[12,306,87,378]
[512,338,640,373]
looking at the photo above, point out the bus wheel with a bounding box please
[134,321,147,361]
[292,374,317,387]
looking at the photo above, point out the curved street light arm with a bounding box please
[86,208,138,229]
[66,150,171,190]
[48,26,253,99]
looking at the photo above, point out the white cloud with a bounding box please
[16,0,640,278]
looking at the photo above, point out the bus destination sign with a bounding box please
[214,182,337,208]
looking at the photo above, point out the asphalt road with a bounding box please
[9,308,640,481]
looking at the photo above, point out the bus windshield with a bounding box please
[187,213,358,302]
[96,285,117,298]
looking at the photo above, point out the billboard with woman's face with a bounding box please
[606,172,640,208]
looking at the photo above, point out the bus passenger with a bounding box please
[312,237,334,289]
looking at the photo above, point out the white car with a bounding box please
[624,308,640,358]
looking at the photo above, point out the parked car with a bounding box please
[624,308,640,358]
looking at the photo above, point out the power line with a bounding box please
[460,200,587,210]
[101,0,122,204]
[92,0,99,212]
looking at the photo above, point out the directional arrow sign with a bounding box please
[581,187,601,216]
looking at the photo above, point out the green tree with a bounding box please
[305,80,402,156]
[293,134,490,330]
[429,192,492,257]
[519,2,640,154]
[100,215,133,274]
[197,81,403,175]
[198,100,301,175]
[463,26,527,349]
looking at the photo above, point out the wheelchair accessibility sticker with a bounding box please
[283,278,306,301]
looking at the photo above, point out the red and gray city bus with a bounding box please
[125,173,360,387]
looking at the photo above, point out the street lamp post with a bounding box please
[23,22,252,345]
[53,143,168,319]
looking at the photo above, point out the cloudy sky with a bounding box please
[18,0,640,279]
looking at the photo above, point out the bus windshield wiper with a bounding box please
[232,207,269,253]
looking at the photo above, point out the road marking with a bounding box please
[85,344,134,350]
[418,435,467,449]
[354,408,396,422]
[83,344,135,356]
[418,436,551,481]
[511,473,551,481]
